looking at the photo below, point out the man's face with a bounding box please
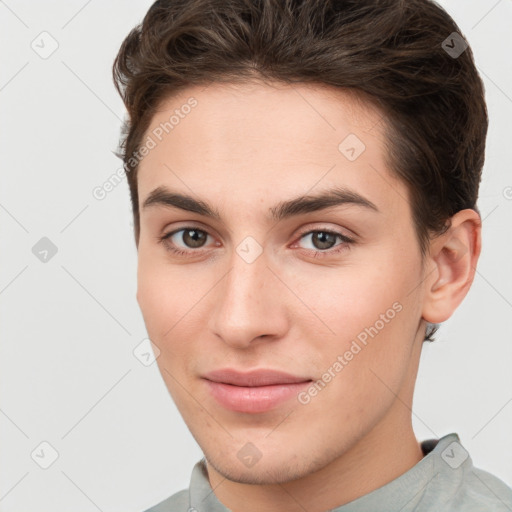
[136,81,427,484]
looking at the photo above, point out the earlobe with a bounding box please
[422,209,482,324]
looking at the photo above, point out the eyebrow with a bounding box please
[141,185,379,222]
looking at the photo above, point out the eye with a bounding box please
[294,229,354,257]
[159,227,213,255]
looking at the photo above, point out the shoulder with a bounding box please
[142,489,189,512]
[456,466,512,511]
[428,461,512,512]
[417,434,512,512]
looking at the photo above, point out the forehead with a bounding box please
[137,80,408,219]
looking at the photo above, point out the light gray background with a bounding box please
[1,1,511,511]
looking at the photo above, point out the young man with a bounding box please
[113,0,512,510]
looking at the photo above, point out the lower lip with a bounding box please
[203,379,312,413]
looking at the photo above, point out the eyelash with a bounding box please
[158,226,354,259]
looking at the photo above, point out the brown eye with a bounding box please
[299,230,348,251]
[159,227,211,255]
[294,229,355,259]
[180,228,207,248]
[310,231,338,250]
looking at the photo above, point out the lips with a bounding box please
[202,368,313,413]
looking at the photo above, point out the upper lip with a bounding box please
[202,368,312,387]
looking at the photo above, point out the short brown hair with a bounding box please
[113,0,488,339]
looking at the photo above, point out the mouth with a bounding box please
[202,368,313,413]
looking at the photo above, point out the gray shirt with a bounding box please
[145,433,512,512]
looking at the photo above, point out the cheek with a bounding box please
[286,252,421,380]
[137,258,202,402]
[136,251,216,370]
[286,261,408,340]
[293,272,419,432]
[136,252,191,339]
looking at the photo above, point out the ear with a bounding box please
[422,209,482,324]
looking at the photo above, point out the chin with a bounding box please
[206,452,316,485]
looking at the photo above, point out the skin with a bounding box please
[135,80,481,512]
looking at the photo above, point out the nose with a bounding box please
[208,246,289,349]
